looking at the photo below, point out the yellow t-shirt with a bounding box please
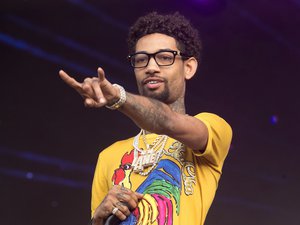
[91,112,232,225]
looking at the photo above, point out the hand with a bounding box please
[92,185,144,224]
[58,68,120,108]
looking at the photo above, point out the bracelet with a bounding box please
[105,84,126,110]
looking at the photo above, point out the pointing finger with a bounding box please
[59,70,81,91]
[97,67,105,82]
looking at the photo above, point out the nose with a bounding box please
[145,56,160,74]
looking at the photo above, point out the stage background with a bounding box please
[1,0,299,224]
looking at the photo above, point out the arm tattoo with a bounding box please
[127,94,170,133]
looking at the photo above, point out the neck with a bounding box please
[169,95,186,114]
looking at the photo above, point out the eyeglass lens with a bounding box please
[131,51,176,68]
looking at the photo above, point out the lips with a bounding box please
[143,77,164,89]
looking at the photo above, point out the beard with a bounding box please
[140,82,170,103]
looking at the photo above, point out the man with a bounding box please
[59,12,232,225]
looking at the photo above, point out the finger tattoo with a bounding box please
[117,193,126,201]
[116,201,127,207]
[120,186,128,192]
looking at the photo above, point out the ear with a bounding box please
[184,57,198,80]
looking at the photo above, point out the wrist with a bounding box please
[105,84,126,110]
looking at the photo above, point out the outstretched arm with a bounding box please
[59,68,208,151]
[119,93,208,150]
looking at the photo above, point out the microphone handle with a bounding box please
[104,214,121,225]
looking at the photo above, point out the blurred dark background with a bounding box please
[1,0,299,224]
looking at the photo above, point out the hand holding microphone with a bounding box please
[91,186,143,225]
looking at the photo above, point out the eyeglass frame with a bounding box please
[127,49,191,68]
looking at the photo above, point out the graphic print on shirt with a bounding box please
[112,150,134,188]
[123,159,181,225]
[112,150,181,225]
[111,141,196,225]
[164,141,196,195]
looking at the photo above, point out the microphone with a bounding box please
[104,214,121,225]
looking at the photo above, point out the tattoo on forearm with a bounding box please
[128,94,169,132]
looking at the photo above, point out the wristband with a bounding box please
[105,84,126,110]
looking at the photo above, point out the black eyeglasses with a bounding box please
[127,50,189,68]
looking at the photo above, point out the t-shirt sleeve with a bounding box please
[91,153,109,217]
[193,112,233,172]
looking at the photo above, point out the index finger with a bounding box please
[59,70,81,90]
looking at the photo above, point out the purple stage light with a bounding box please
[270,115,279,125]
[192,0,211,4]
[26,172,34,179]
[187,0,227,15]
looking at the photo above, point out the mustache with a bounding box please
[141,75,166,84]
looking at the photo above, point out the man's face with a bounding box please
[134,33,187,104]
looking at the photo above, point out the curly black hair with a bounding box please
[127,11,202,62]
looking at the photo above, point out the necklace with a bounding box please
[132,130,168,176]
